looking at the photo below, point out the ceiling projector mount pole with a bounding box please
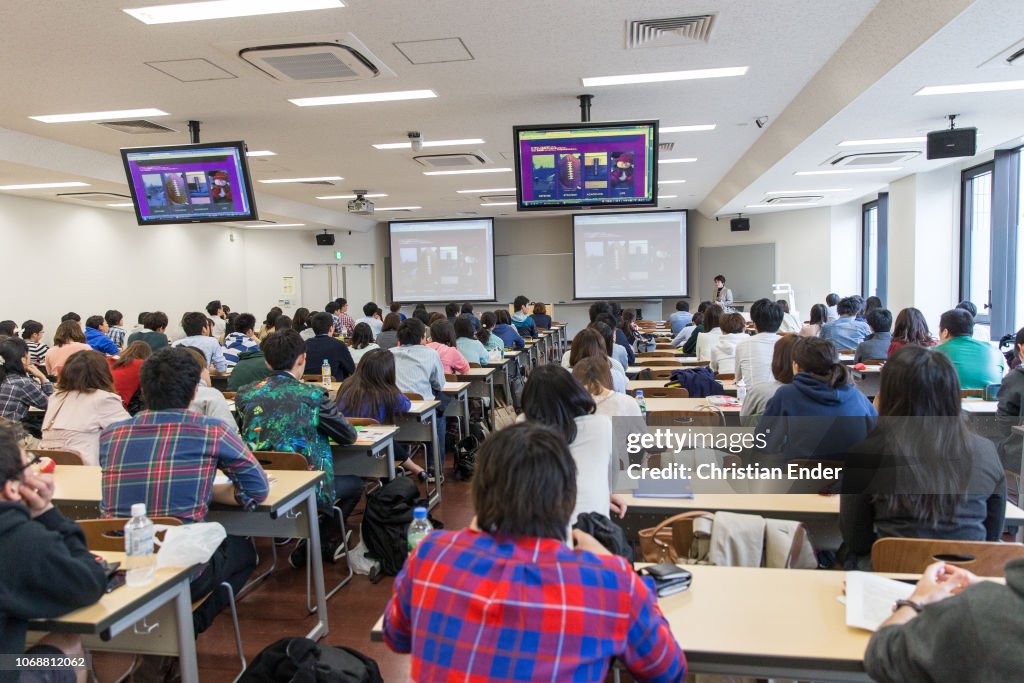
[577,94,593,123]
[188,120,201,144]
[946,114,959,130]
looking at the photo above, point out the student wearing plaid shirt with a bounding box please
[104,309,127,350]
[335,298,356,337]
[99,347,269,634]
[384,423,686,683]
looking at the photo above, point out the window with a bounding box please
[1017,151,1024,330]
[861,193,888,302]
[960,163,994,320]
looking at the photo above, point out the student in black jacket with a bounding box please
[996,326,1024,469]
[0,423,106,682]
[303,312,355,380]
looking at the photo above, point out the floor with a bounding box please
[93,472,477,682]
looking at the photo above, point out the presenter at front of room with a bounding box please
[713,275,733,309]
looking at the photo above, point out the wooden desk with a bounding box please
[52,468,332,642]
[486,356,514,405]
[442,382,471,438]
[643,397,741,416]
[29,551,199,682]
[961,399,998,416]
[332,425,398,479]
[628,379,738,397]
[397,400,442,507]
[455,368,497,430]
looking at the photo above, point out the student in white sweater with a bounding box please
[695,304,724,362]
[572,357,646,476]
[521,365,627,525]
[735,298,783,387]
[709,312,749,376]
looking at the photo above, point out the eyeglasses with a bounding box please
[17,453,42,473]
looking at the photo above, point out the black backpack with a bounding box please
[361,477,446,576]
[573,512,634,562]
[238,637,382,683]
[452,435,480,481]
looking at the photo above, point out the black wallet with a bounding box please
[639,563,693,597]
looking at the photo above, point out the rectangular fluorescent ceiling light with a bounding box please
[290,90,436,107]
[765,189,850,195]
[582,66,748,87]
[246,150,276,157]
[660,124,716,133]
[258,176,343,183]
[377,206,421,211]
[747,202,819,208]
[480,202,517,206]
[658,158,697,164]
[838,137,926,147]
[30,108,169,123]
[916,80,1024,96]
[0,181,90,190]
[124,0,343,24]
[245,222,306,227]
[316,193,388,199]
[423,168,512,176]
[658,179,687,185]
[795,168,901,176]
[107,202,135,207]
[373,138,483,150]
[456,187,516,193]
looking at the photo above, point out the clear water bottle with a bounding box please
[125,503,156,587]
[636,390,647,419]
[736,378,748,404]
[321,358,332,388]
[407,507,432,552]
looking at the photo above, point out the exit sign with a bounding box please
[335,251,343,260]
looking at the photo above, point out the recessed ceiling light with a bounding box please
[456,187,517,193]
[660,124,716,133]
[764,189,850,195]
[107,202,135,207]
[582,66,748,88]
[0,181,90,190]
[373,138,484,150]
[376,206,422,211]
[124,0,343,25]
[838,137,926,147]
[747,202,821,208]
[316,193,388,199]
[245,222,306,227]
[658,195,678,199]
[480,202,517,206]
[658,180,687,185]
[246,150,277,157]
[658,158,697,164]
[257,176,343,184]
[30,108,169,123]
[915,80,1024,96]
[423,168,512,176]
[795,168,901,176]
[290,90,437,107]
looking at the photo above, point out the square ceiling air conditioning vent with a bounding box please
[480,194,517,203]
[239,38,386,82]
[659,142,676,152]
[765,195,824,205]
[414,152,490,168]
[97,119,177,134]
[830,151,920,167]
[627,14,717,49]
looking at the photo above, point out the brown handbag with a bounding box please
[638,510,713,563]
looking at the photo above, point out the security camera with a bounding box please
[755,116,769,129]
[408,131,423,152]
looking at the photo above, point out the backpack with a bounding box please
[668,366,724,399]
[574,512,634,562]
[239,637,382,683]
[360,477,442,576]
[452,435,480,481]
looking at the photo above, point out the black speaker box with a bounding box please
[730,218,750,232]
[927,128,977,160]
[316,233,336,246]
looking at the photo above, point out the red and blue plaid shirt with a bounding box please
[99,410,269,523]
[384,529,686,683]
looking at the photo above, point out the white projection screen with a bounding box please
[389,218,496,303]
[573,210,687,298]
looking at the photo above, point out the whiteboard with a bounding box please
[495,253,573,304]
[698,244,776,303]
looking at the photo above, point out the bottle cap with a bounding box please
[413,507,428,519]
[636,390,644,397]
[131,503,146,518]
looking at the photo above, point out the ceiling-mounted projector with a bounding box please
[347,191,374,215]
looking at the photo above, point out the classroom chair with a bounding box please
[961,389,985,399]
[870,537,1024,577]
[346,417,379,427]
[646,369,676,380]
[635,359,683,367]
[29,448,84,466]
[627,387,689,398]
[715,373,736,381]
[78,517,246,677]
[402,392,424,401]
[301,374,323,383]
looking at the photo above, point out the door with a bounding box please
[342,264,376,309]
[300,264,340,310]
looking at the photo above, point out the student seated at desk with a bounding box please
[511,295,538,338]
[427,320,470,374]
[735,298,784,387]
[99,347,270,635]
[39,350,128,465]
[108,341,151,413]
[444,302,460,325]
[531,302,552,330]
[820,296,872,351]
[334,297,357,337]
[694,304,724,362]
[934,308,1005,390]
[669,300,692,336]
[376,313,401,351]
[825,292,840,322]
[709,312,748,376]
[562,327,628,393]
[855,308,893,363]
[411,304,430,326]
[454,317,489,366]
[348,322,380,365]
[389,302,407,322]
[383,423,685,683]
[996,325,1024,467]
[572,357,644,473]
[172,312,228,373]
[590,301,635,365]
[45,320,91,377]
[125,311,169,352]
[0,337,53,446]
[460,302,481,331]
[840,347,1005,569]
[336,349,425,481]
[0,423,107,683]
[291,307,313,341]
[477,312,506,358]
[671,309,704,349]
[756,337,877,459]
[257,306,282,341]
[206,300,227,341]
[740,334,798,425]
[491,309,525,350]
[303,312,355,381]
[0,320,16,337]
[222,312,261,367]
[104,309,127,350]
[235,330,360,566]
[21,320,49,369]
[354,302,384,337]
[593,316,631,369]
[180,348,237,432]
[84,315,119,356]
[800,303,829,338]
[887,307,936,356]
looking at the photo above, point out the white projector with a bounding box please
[347,197,374,215]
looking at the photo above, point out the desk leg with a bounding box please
[487,378,496,431]
[172,580,199,683]
[460,391,470,438]
[303,492,329,640]
[428,412,442,508]
[502,365,512,405]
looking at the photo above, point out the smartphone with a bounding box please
[106,570,126,593]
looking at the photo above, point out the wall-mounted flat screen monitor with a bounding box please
[120,141,257,225]
[514,120,658,211]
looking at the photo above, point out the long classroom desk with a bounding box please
[642,397,742,426]
[443,381,471,439]
[331,425,398,479]
[486,356,515,405]
[29,551,199,683]
[396,400,442,507]
[51,467,332,641]
[627,379,739,397]
[454,367,497,430]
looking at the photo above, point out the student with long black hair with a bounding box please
[800,304,830,337]
[840,346,1005,568]
[888,307,936,355]
[348,322,380,365]
[0,337,53,443]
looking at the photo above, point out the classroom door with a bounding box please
[300,264,341,310]
[342,264,376,309]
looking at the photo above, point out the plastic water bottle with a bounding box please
[736,378,748,404]
[125,503,156,587]
[636,390,647,418]
[407,507,432,552]
[321,358,332,388]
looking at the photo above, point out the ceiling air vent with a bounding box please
[659,142,676,152]
[413,152,490,168]
[480,194,517,203]
[627,14,717,49]
[97,119,177,134]
[764,195,824,205]
[239,41,380,82]
[55,192,132,202]
[829,151,920,167]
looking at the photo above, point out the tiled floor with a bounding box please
[94,474,477,682]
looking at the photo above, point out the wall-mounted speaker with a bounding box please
[926,128,977,160]
[316,233,336,246]
[730,217,750,232]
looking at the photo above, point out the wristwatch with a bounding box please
[893,598,924,613]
